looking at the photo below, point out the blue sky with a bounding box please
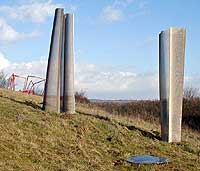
[0,0,200,99]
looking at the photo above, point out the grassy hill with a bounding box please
[0,88,199,171]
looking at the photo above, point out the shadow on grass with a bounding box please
[77,110,161,141]
[0,95,42,110]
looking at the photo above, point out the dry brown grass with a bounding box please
[87,98,200,132]
[0,88,199,171]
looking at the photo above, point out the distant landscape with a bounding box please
[76,89,200,132]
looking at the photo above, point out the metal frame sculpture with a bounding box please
[8,73,26,91]
[43,8,75,114]
[8,73,45,95]
[159,27,186,142]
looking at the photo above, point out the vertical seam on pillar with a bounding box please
[168,27,172,142]
[57,10,64,113]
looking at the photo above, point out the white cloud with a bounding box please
[100,0,148,23]
[100,6,124,23]
[113,0,134,8]
[4,57,48,77]
[2,52,199,100]
[68,5,78,12]
[1,53,158,99]
[0,53,47,90]
[0,52,10,70]
[75,63,158,99]
[0,17,39,43]
[0,0,63,23]
[185,76,200,90]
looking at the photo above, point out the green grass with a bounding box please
[0,88,199,171]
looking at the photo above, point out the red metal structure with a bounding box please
[8,73,45,96]
[8,73,26,91]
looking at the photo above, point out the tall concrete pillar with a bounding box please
[43,8,64,112]
[159,27,186,142]
[63,14,75,114]
[60,15,65,112]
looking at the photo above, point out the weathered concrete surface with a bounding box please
[63,14,75,114]
[60,15,65,112]
[159,27,186,142]
[43,8,64,112]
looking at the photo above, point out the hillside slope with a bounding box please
[0,88,199,171]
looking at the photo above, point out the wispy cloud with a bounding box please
[0,17,39,43]
[0,0,63,23]
[100,0,148,23]
[100,5,124,23]
[185,75,200,89]
[113,0,135,8]
[68,4,78,13]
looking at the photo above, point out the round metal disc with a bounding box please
[127,155,171,164]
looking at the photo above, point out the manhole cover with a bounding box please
[127,155,171,164]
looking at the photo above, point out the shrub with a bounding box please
[182,97,200,130]
[0,71,8,88]
[75,91,90,104]
[90,87,200,131]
